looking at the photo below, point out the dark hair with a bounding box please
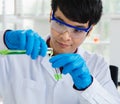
[51,0,103,26]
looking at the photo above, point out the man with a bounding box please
[0,0,120,104]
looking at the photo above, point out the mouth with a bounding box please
[56,41,70,48]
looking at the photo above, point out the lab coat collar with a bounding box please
[76,47,85,58]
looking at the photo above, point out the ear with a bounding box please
[49,10,52,22]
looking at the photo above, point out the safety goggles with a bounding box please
[51,13,91,38]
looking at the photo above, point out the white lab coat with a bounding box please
[0,31,120,104]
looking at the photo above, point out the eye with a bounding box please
[73,29,83,33]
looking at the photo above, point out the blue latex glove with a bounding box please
[49,53,92,90]
[4,29,48,59]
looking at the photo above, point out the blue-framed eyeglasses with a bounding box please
[51,13,91,38]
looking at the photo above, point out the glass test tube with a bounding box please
[0,48,53,55]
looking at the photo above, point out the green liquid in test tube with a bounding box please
[54,69,62,81]
[0,48,53,55]
[48,48,62,81]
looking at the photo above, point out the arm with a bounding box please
[0,29,48,96]
[49,53,120,104]
[77,77,120,104]
[79,58,120,104]
[78,57,120,104]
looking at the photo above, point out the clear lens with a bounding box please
[51,20,87,38]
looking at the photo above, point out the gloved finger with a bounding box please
[31,35,40,59]
[50,53,82,63]
[49,53,78,67]
[18,30,27,50]
[80,64,90,74]
[50,56,69,68]
[39,37,48,57]
[70,68,84,77]
[49,54,64,64]
[25,30,35,55]
[62,57,84,74]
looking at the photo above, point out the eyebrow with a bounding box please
[55,16,86,28]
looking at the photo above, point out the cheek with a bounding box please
[73,36,86,47]
[50,28,58,38]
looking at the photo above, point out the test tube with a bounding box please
[54,68,62,81]
[0,48,53,55]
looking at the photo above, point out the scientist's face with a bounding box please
[50,8,91,55]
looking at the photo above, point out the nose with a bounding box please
[60,30,71,41]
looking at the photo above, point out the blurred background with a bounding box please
[0,0,120,92]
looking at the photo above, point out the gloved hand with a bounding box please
[49,53,93,90]
[4,29,48,59]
